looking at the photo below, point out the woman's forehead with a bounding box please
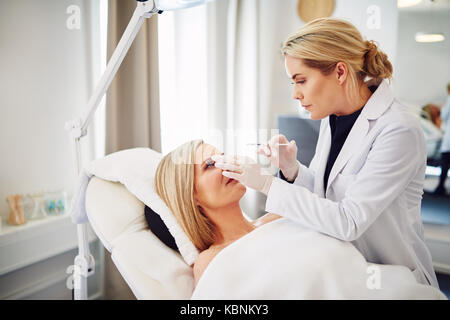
[285,55,308,75]
[195,143,221,164]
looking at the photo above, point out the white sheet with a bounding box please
[191,218,446,300]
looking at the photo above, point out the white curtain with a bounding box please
[158,0,298,218]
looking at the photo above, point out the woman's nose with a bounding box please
[292,87,303,100]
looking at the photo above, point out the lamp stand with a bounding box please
[65,0,160,300]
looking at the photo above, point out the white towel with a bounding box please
[70,170,92,224]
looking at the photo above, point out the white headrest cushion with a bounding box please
[85,148,199,265]
[86,177,194,299]
[85,177,146,252]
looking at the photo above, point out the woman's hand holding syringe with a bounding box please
[254,135,299,182]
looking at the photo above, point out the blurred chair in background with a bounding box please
[277,115,321,167]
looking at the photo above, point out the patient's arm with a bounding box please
[193,247,221,286]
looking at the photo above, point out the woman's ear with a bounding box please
[197,204,208,217]
[195,197,203,211]
[194,190,206,216]
[335,61,348,85]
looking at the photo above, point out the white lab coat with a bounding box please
[266,79,439,288]
[440,95,450,153]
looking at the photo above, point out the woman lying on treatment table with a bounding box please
[154,139,281,286]
[154,139,445,299]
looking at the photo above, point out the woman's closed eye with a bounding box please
[205,160,215,169]
[291,80,305,85]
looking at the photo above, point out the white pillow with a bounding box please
[86,177,194,299]
[84,148,199,266]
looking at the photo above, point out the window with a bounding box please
[93,0,108,159]
[157,6,209,154]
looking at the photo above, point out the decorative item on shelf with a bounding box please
[297,0,335,23]
[44,190,67,216]
[22,192,48,220]
[6,194,27,226]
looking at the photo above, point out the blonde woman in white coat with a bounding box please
[213,18,439,288]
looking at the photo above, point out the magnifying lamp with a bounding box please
[65,0,211,300]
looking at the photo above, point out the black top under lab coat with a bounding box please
[323,108,363,193]
[280,108,363,192]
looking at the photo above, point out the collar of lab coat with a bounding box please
[323,79,394,196]
[361,78,394,120]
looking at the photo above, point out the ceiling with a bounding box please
[399,0,450,11]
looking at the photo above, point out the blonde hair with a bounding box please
[154,139,217,251]
[282,17,393,102]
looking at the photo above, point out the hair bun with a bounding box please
[365,40,377,54]
[363,40,392,80]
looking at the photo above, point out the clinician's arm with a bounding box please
[265,122,425,241]
[279,158,316,192]
[290,156,318,192]
[279,118,327,192]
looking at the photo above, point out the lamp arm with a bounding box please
[66,0,159,140]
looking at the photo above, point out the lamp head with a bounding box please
[152,0,211,11]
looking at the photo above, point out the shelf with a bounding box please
[0,213,97,276]
[1,213,69,238]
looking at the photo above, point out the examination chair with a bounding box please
[84,173,195,299]
[78,146,259,300]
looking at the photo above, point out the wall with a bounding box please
[394,8,450,107]
[0,0,101,219]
